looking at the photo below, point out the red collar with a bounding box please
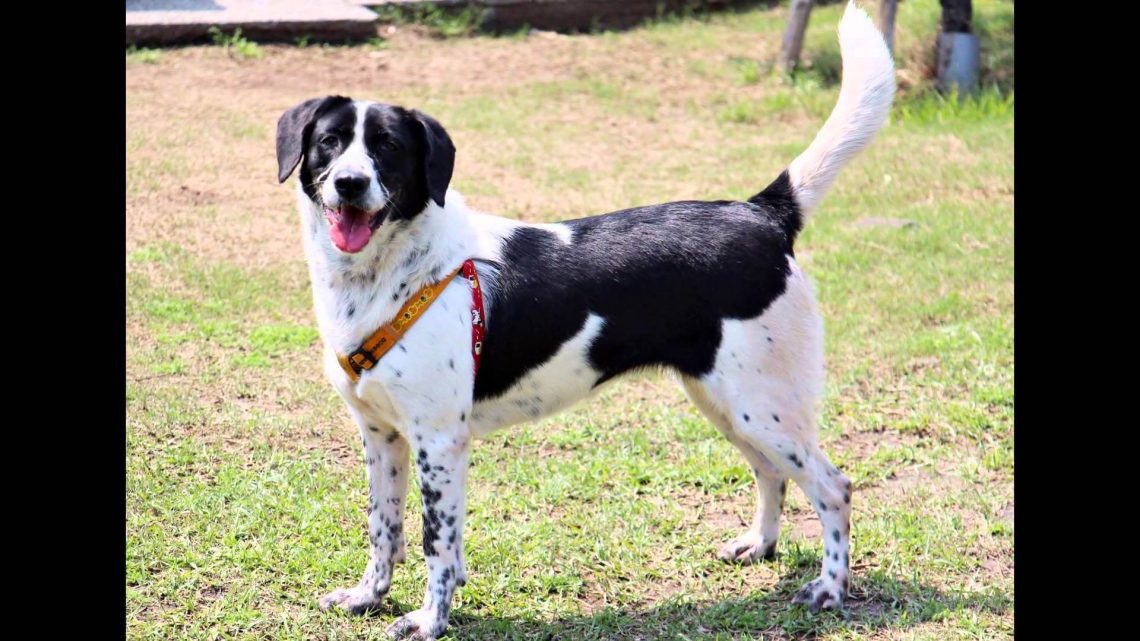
[460,259,486,376]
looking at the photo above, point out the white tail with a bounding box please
[787,1,896,216]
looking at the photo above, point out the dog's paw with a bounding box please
[319,585,386,615]
[717,532,777,565]
[792,577,846,613]
[386,608,444,640]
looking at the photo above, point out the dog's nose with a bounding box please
[334,174,369,199]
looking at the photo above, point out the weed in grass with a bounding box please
[719,99,762,124]
[208,26,263,59]
[373,4,484,38]
[126,44,162,64]
[729,56,764,85]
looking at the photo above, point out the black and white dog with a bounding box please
[275,4,894,638]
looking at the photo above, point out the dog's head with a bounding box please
[276,96,456,254]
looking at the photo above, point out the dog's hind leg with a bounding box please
[690,263,853,612]
[320,409,410,614]
[684,379,787,564]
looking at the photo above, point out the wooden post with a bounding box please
[779,0,814,74]
[939,0,972,33]
[936,0,979,95]
[879,0,898,55]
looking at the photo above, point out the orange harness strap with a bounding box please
[337,264,463,382]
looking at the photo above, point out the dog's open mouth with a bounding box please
[324,205,384,254]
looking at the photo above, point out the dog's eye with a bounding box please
[380,139,402,152]
[319,134,339,148]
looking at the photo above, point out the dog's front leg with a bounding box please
[387,427,469,641]
[320,412,410,614]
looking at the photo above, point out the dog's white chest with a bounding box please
[319,275,481,431]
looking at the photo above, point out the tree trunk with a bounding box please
[779,0,813,73]
[879,0,898,55]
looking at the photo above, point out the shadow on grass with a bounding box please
[370,557,1010,640]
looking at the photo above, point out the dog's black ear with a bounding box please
[412,110,456,207]
[276,96,348,184]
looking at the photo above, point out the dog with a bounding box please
[274,4,894,638]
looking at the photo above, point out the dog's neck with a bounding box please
[297,187,477,355]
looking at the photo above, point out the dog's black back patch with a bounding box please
[474,195,798,401]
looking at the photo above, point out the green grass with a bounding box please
[372,3,486,38]
[208,26,263,59]
[127,1,1013,638]
[127,44,163,64]
[895,87,1015,125]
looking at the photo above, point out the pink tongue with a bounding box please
[329,206,372,253]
